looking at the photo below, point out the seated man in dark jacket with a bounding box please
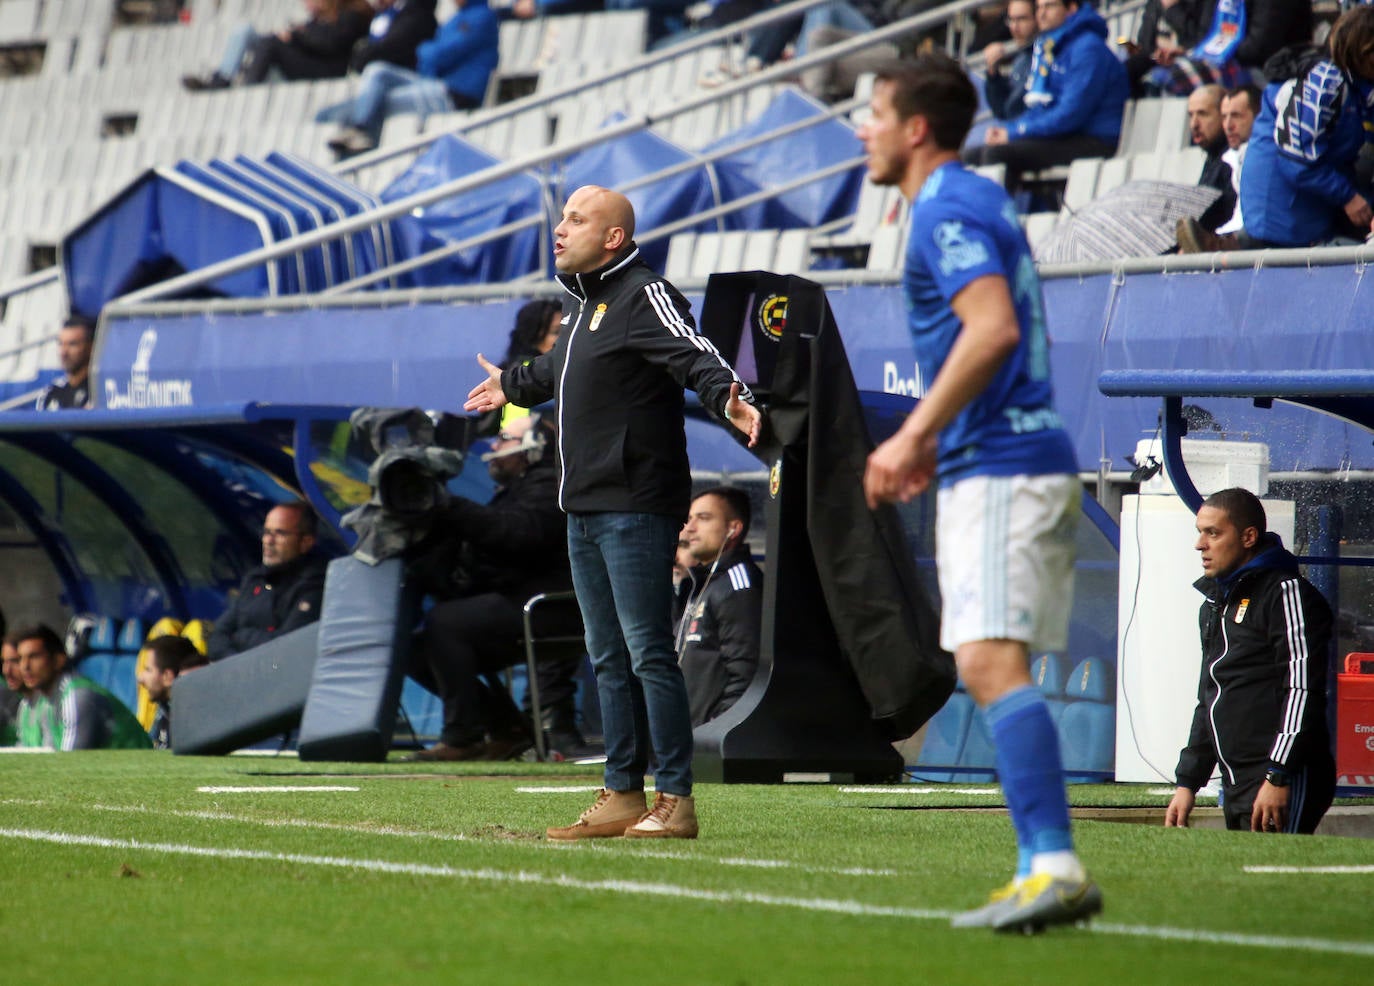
[982,0,1038,122]
[964,0,1128,190]
[408,412,578,761]
[207,501,329,661]
[184,0,374,90]
[350,0,439,73]
[673,487,762,727]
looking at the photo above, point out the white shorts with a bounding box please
[935,472,1079,653]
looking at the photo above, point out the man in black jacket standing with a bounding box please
[207,501,328,661]
[466,185,761,840]
[1166,487,1336,834]
[674,487,762,727]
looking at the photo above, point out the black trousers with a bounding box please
[409,593,582,745]
[962,135,1117,191]
[1221,750,1336,834]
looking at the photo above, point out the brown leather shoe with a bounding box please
[405,741,487,762]
[546,788,647,840]
[624,792,698,839]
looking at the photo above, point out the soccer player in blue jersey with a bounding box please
[858,54,1102,933]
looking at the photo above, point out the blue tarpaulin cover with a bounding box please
[381,134,545,286]
[61,168,278,319]
[704,87,864,231]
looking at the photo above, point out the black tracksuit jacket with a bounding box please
[207,552,329,661]
[502,244,753,517]
[673,543,763,726]
[1175,534,1333,793]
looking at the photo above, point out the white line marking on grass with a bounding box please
[0,827,945,920]
[196,786,360,793]
[1,800,886,875]
[1087,922,1374,957]
[1245,865,1374,875]
[5,826,1374,958]
[839,787,999,795]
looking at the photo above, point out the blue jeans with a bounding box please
[218,23,261,79]
[567,511,693,796]
[314,63,454,144]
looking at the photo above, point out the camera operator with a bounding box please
[407,412,579,761]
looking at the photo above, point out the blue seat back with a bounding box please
[1059,702,1116,774]
[117,618,147,653]
[88,617,119,653]
[1066,658,1114,702]
[914,692,973,768]
[1030,653,1067,695]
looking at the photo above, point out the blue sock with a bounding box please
[985,686,1073,866]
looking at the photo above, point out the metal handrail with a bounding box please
[331,0,855,176]
[108,0,992,309]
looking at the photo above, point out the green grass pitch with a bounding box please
[2,752,1371,985]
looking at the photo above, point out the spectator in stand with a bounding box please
[319,0,499,157]
[183,0,374,91]
[982,0,1038,121]
[1238,6,1374,248]
[138,635,209,750]
[673,487,762,727]
[1122,0,1204,97]
[507,0,606,20]
[406,413,577,761]
[797,0,933,103]
[963,0,1129,193]
[14,624,151,750]
[705,0,912,88]
[1125,0,1313,97]
[207,501,329,661]
[1188,85,1236,231]
[36,315,94,411]
[1177,83,1258,251]
[349,0,439,74]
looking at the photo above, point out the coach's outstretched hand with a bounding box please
[464,354,509,414]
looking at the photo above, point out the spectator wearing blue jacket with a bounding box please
[965,0,1128,190]
[319,0,499,156]
[1238,7,1374,248]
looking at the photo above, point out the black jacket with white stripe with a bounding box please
[1175,534,1333,793]
[502,244,753,516]
[673,542,763,726]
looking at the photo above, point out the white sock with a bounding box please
[1030,850,1085,883]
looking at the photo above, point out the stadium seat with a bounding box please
[398,678,443,744]
[1065,657,1114,703]
[105,655,139,714]
[87,616,119,654]
[78,653,113,691]
[914,691,974,768]
[1030,653,1066,695]
[117,618,147,652]
[181,619,212,656]
[1059,701,1115,775]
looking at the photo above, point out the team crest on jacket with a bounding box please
[769,457,782,498]
[588,303,608,331]
[757,294,787,342]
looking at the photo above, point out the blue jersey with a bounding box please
[903,162,1077,485]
